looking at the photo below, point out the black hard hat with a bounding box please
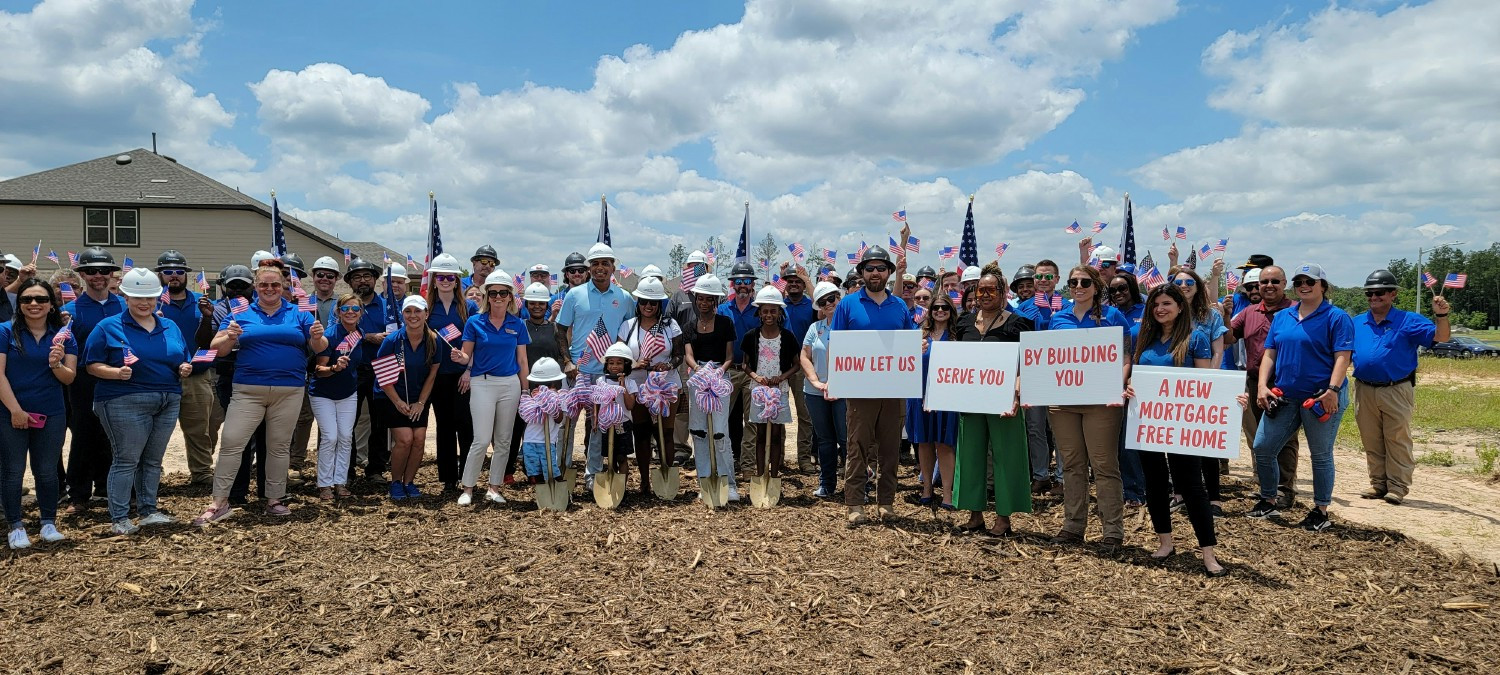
[844,268,860,283]
[563,251,587,271]
[1363,269,1399,290]
[857,245,892,271]
[279,252,307,277]
[472,245,499,263]
[76,246,118,271]
[915,265,937,281]
[156,249,190,271]
[729,261,756,280]
[1236,254,1275,271]
[1010,265,1037,291]
[343,257,381,283]
[219,264,252,286]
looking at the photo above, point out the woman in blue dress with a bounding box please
[906,291,960,507]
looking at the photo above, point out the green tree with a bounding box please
[755,232,779,282]
[702,236,729,278]
[667,244,687,279]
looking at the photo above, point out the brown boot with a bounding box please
[1360,487,1387,500]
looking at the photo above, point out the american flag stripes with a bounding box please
[1226,271,1241,293]
[52,323,72,345]
[821,248,837,263]
[122,257,134,273]
[1092,221,1108,233]
[1175,226,1188,240]
[1064,221,1081,234]
[158,290,170,305]
[67,251,79,267]
[788,242,805,260]
[892,210,907,222]
[1444,273,1467,289]
[297,294,316,313]
[46,249,59,264]
[680,264,698,292]
[912,305,926,324]
[122,347,139,366]
[58,283,76,302]
[229,297,251,314]
[1161,227,1170,241]
[1138,253,1166,289]
[343,248,352,263]
[30,241,40,265]
[580,318,612,366]
[640,325,668,361]
[1200,242,1213,258]
[372,353,404,387]
[192,349,218,363]
[1214,238,1228,253]
[995,243,1009,258]
[904,235,920,254]
[438,324,462,343]
[1033,293,1063,311]
[1421,272,1437,288]
[938,246,957,260]
[770,274,787,293]
[337,330,362,353]
[197,271,209,292]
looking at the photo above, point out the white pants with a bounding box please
[688,389,738,490]
[310,393,358,488]
[462,374,521,488]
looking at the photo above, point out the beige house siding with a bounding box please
[0,203,343,274]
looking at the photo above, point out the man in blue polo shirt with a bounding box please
[59,246,125,512]
[156,250,223,485]
[557,242,634,486]
[830,244,909,525]
[1352,269,1449,505]
[1013,260,1069,496]
[779,262,817,471]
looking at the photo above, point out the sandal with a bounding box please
[335,486,352,498]
[318,487,334,500]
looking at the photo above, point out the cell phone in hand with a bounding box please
[27,412,47,429]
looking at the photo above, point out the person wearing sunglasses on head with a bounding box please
[1351,270,1449,506]
[424,253,480,493]
[1246,263,1353,532]
[1168,265,1231,512]
[58,247,125,514]
[1227,264,1301,509]
[154,250,222,487]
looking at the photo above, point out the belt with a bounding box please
[1356,373,1415,388]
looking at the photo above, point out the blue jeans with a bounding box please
[1253,388,1347,508]
[804,391,846,492]
[95,392,181,523]
[1,416,67,527]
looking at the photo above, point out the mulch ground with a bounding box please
[2,459,1497,674]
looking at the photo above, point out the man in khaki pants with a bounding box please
[1351,270,1449,505]
[157,250,224,485]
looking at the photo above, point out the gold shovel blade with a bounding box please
[651,466,680,500]
[534,481,565,512]
[593,471,626,510]
[749,475,782,508]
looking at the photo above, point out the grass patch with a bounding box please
[1341,385,1500,439]
[1416,449,1457,467]
[1478,443,1499,476]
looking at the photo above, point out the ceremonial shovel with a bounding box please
[748,431,781,508]
[593,419,626,510]
[649,414,679,500]
[534,418,567,512]
[697,410,728,509]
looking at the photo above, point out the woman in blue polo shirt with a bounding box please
[84,269,193,535]
[1046,265,1132,547]
[376,296,449,501]
[1248,263,1353,532]
[310,292,366,500]
[1,280,77,549]
[457,270,531,506]
[424,253,477,493]
[1171,266,1230,512]
[195,267,326,526]
[1123,284,1224,576]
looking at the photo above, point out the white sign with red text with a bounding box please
[1125,366,1243,458]
[1018,326,1126,406]
[827,330,923,399]
[925,341,1020,414]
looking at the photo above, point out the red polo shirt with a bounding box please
[1231,297,1295,375]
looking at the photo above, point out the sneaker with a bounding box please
[584,475,595,491]
[191,503,234,526]
[111,520,140,536]
[457,492,473,506]
[404,483,422,499]
[7,528,29,550]
[138,512,175,527]
[1298,509,1331,532]
[728,487,741,502]
[1247,500,1280,519]
[389,482,406,501]
[39,524,65,543]
[264,501,291,516]
[812,487,832,499]
[484,490,506,504]
[1168,495,1185,513]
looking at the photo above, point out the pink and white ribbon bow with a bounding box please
[751,384,783,422]
[637,371,680,418]
[518,390,549,425]
[564,382,594,419]
[591,380,627,430]
[688,363,732,414]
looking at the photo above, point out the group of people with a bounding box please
[0,230,1451,577]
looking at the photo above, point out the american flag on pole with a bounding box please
[705,246,716,265]
[46,249,59,264]
[680,264,698,292]
[1175,226,1188,240]
[619,266,634,279]
[372,352,404,387]
[58,283,76,302]
[1064,221,1082,234]
[938,246,956,260]
[52,323,72,345]
[197,271,209,292]
[271,195,287,257]
[770,274,787,293]
[438,324,461,343]
[788,242,805,261]
[892,210,907,222]
[297,294,316,313]
[995,243,1009,259]
[1200,242,1213,258]
[229,297,250,314]
[912,305,926,324]
[337,330,362,353]
[1421,272,1438,288]
[158,289,170,305]
[1092,221,1108,233]
[960,196,978,268]
[122,257,134,273]
[821,248,836,263]
[1161,227,1170,241]
[580,318,612,366]
[1034,293,1063,311]
[889,236,905,258]
[846,253,858,265]
[1138,253,1166,289]
[67,251,79,267]
[1444,273,1467,289]
[904,236,920,254]
[122,347,139,366]
[343,248,352,263]
[640,324,667,361]
[1214,238,1228,253]
[30,241,40,265]
[1226,270,1241,293]
[192,349,218,363]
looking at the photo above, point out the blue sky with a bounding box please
[1,0,1494,283]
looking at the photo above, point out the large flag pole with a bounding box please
[958,194,978,269]
[597,195,611,246]
[270,189,286,257]
[1121,192,1137,265]
[735,201,749,263]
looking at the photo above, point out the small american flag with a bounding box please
[995,243,1009,258]
[337,330,361,353]
[919,279,934,290]
[47,249,59,264]
[1175,226,1188,240]
[640,325,667,361]
[705,246,716,265]
[892,210,907,222]
[1444,273,1467,289]
[821,248,837,263]
[1421,272,1438,288]
[343,248,352,263]
[938,246,956,260]
[904,236,920,254]
[1088,256,1102,270]
[788,242,805,260]
[857,241,869,258]
[1200,242,1213,258]
[619,266,634,279]
[947,289,961,303]
[1161,227,1170,241]
[372,352,404,387]
[680,264,698,292]
[514,273,525,287]
[122,347,139,366]
[846,253,857,265]
[912,305,926,324]
[1138,253,1166,289]
[1092,221,1108,233]
[438,324,462,343]
[229,297,250,314]
[1226,271,1241,292]
[192,349,218,363]
[158,290,170,305]
[196,271,209,292]
[406,254,417,269]
[58,283,76,302]
[67,251,79,267]
[770,274,787,293]
[580,318,612,366]
[889,236,904,257]
[30,241,40,265]
[297,295,316,313]
[759,258,770,270]
[1064,221,1081,234]
[122,257,134,273]
[53,323,73,345]
[1034,293,1062,311]
[1214,238,1228,253]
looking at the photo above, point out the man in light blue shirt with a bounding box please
[557,243,635,487]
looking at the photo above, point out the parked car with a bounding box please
[1427,336,1500,358]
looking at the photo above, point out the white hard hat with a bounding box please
[427,253,463,275]
[633,277,668,301]
[312,256,341,274]
[250,250,277,267]
[1243,268,1262,285]
[586,242,615,262]
[691,274,727,298]
[813,281,841,303]
[686,250,707,265]
[1094,245,1116,262]
[3,254,21,270]
[603,342,636,362]
[527,263,551,275]
[119,268,164,298]
[961,266,981,283]
[522,282,552,303]
[529,357,566,382]
[640,264,664,280]
[754,285,786,307]
[383,263,409,279]
[484,269,514,289]
[401,296,428,312]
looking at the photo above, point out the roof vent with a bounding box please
[115,154,132,165]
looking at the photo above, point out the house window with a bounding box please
[84,208,140,247]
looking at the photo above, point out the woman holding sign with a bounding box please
[908,292,959,508]
[310,293,366,500]
[1171,266,1229,512]
[1046,265,1132,547]
[1123,284,1225,576]
[951,264,1034,536]
[800,281,846,499]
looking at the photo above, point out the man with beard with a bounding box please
[466,246,499,291]
[557,242,635,488]
[59,247,126,512]
[1228,264,1301,508]
[156,250,222,485]
[718,261,761,469]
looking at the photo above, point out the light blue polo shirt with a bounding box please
[557,281,634,375]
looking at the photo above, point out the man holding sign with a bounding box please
[829,242,910,526]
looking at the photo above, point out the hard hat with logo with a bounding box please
[522,282,552,303]
[427,253,463,275]
[586,242,616,262]
[633,277,668,301]
[754,286,786,307]
[312,256,341,274]
[691,274,727,297]
[484,269,515,289]
[118,268,164,298]
[529,357,566,382]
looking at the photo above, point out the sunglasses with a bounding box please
[1364,289,1392,297]
[338,305,363,312]
[80,268,112,276]
[565,268,587,274]
[159,269,186,276]
[1241,283,1259,291]
[1292,278,1320,288]
[314,272,339,280]
[487,289,512,298]
[930,306,952,313]
[16,295,51,305]
[1034,273,1057,281]
[349,272,376,281]
[863,266,891,274]
[257,282,283,289]
[1109,285,1131,294]
[732,279,756,286]
[1066,278,1093,288]
[816,296,839,307]
[434,274,458,283]
[974,288,999,297]
[1173,278,1197,287]
[1259,278,1284,286]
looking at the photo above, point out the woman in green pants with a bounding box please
[951,263,1035,537]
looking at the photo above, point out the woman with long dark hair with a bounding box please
[1,280,77,548]
[424,253,476,493]
[907,291,959,507]
[618,277,683,496]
